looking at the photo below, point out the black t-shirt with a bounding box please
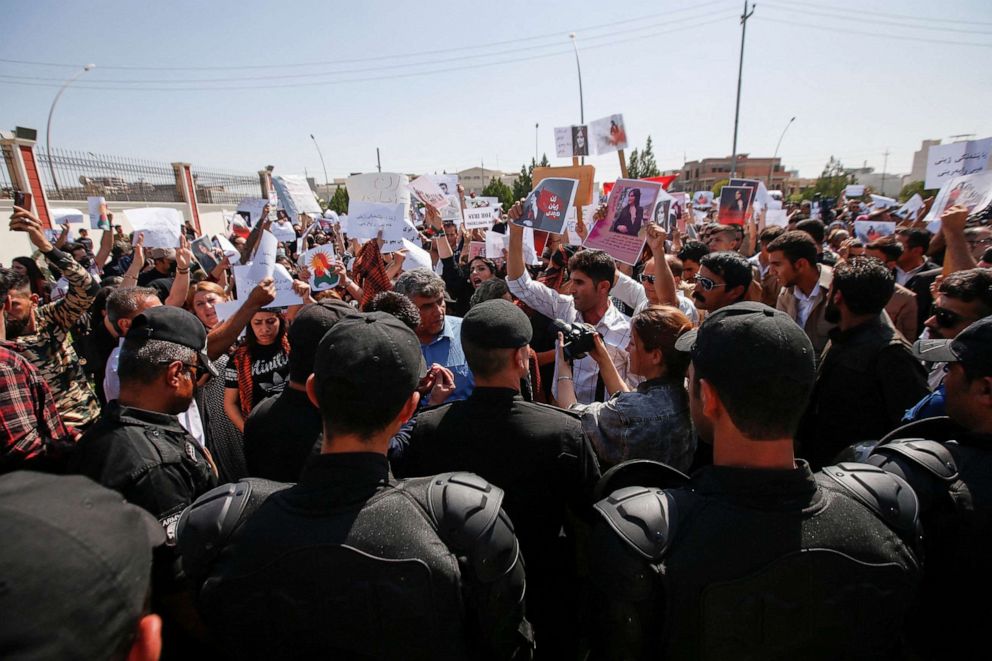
[243,388,322,482]
[225,342,290,409]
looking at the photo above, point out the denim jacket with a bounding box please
[572,377,695,472]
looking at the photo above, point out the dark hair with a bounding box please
[245,310,287,353]
[462,338,517,379]
[365,291,421,331]
[795,219,826,244]
[895,227,932,253]
[766,231,817,267]
[118,338,195,385]
[939,268,992,313]
[0,267,18,302]
[469,278,510,308]
[865,237,903,262]
[632,306,692,379]
[568,249,615,286]
[64,242,84,254]
[467,256,497,277]
[106,287,158,334]
[11,257,46,297]
[700,251,753,292]
[982,247,992,264]
[677,239,710,264]
[625,188,641,206]
[758,225,785,245]
[833,257,894,315]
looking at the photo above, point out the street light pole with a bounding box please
[769,116,795,186]
[729,1,755,178]
[535,123,539,162]
[46,63,95,197]
[310,134,329,196]
[569,33,585,165]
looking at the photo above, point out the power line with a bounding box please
[767,0,992,27]
[0,7,739,85]
[0,0,735,72]
[759,16,992,48]
[762,1,992,36]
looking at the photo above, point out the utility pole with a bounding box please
[729,1,756,179]
[535,123,539,162]
[881,148,890,196]
[376,148,381,173]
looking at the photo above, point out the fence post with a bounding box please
[1,130,53,228]
[258,169,273,201]
[172,162,201,234]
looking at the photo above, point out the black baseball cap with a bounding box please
[313,311,427,407]
[912,316,992,376]
[287,300,355,383]
[462,299,532,348]
[127,305,219,377]
[675,301,815,389]
[0,472,165,660]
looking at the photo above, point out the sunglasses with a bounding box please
[160,360,208,380]
[639,273,656,284]
[931,305,964,329]
[696,276,728,292]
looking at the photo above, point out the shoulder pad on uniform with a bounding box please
[821,463,920,539]
[427,472,518,583]
[177,478,288,583]
[593,486,676,562]
[872,439,958,482]
[594,460,690,502]
[878,416,957,445]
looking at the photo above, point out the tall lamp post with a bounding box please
[729,1,755,178]
[769,116,795,186]
[47,63,95,197]
[568,33,585,164]
[310,133,329,198]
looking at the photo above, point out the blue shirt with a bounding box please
[903,383,946,422]
[421,316,474,403]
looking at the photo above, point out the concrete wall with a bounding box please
[0,200,232,266]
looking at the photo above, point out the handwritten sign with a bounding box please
[347,173,411,205]
[555,125,590,158]
[248,230,278,282]
[346,201,406,241]
[302,245,339,291]
[925,138,992,190]
[233,263,303,309]
[87,196,109,229]
[463,206,495,230]
[409,175,449,210]
[124,207,183,248]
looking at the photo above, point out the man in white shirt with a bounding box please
[505,208,632,405]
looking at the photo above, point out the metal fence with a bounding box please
[190,166,259,205]
[0,146,14,198]
[35,148,182,202]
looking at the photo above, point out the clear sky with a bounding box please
[2,0,991,184]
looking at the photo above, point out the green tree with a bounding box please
[898,180,939,202]
[809,156,854,200]
[511,154,549,200]
[711,178,730,196]
[626,135,661,179]
[328,186,349,214]
[482,177,515,211]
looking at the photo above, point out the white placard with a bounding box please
[347,173,411,206]
[88,197,109,230]
[896,194,925,221]
[248,230,278,282]
[845,184,866,198]
[271,219,297,243]
[765,209,788,227]
[272,175,322,225]
[233,263,303,309]
[346,201,406,241]
[409,175,449,209]
[236,198,270,227]
[870,194,898,209]
[463,206,495,230]
[125,207,183,248]
[484,229,538,264]
[925,138,992,190]
[767,199,783,210]
[50,207,84,225]
[589,114,628,155]
[400,238,433,272]
[465,196,500,209]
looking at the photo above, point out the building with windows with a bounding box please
[455,167,517,195]
[674,154,787,193]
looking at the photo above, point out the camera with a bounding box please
[552,319,599,361]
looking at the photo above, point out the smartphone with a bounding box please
[13,190,32,210]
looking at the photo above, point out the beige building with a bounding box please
[674,154,787,193]
[456,167,517,195]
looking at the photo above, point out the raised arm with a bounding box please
[205,278,275,360]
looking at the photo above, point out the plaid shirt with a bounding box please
[508,270,633,405]
[351,240,392,308]
[0,341,79,471]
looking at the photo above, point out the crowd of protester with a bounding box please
[1,184,991,660]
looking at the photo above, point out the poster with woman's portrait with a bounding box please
[853,220,895,244]
[584,178,663,264]
[191,236,220,274]
[512,177,578,235]
[718,185,753,225]
[924,169,992,223]
[589,114,628,155]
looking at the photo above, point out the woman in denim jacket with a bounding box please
[556,305,695,472]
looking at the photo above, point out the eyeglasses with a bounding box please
[966,237,992,247]
[696,275,728,292]
[639,273,656,284]
[931,305,964,329]
[159,360,208,380]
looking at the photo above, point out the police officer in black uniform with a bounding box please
[391,299,601,656]
[589,302,922,660]
[867,316,992,659]
[178,311,534,660]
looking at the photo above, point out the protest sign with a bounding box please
[870,194,897,209]
[429,174,458,198]
[512,178,578,235]
[651,189,676,232]
[409,175,449,209]
[271,219,297,243]
[465,196,500,209]
[924,169,992,222]
[845,184,866,198]
[925,138,992,190]
[896,193,925,221]
[233,263,303,309]
[190,236,219,274]
[248,230,278,283]
[554,125,590,157]
[347,173,411,206]
[463,206,496,230]
[589,114,628,155]
[729,178,761,213]
[765,209,789,227]
[465,241,484,262]
[50,208,84,225]
[236,198,270,227]
[533,165,595,206]
[346,201,406,241]
[301,245,339,291]
[272,175,322,225]
[485,230,506,259]
[212,300,244,326]
[584,178,664,265]
[87,197,109,230]
[125,208,183,248]
[718,186,753,225]
[767,199,783,210]
[563,206,589,245]
[213,234,241,265]
[400,238,433,272]
[692,191,714,208]
[854,220,895,243]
